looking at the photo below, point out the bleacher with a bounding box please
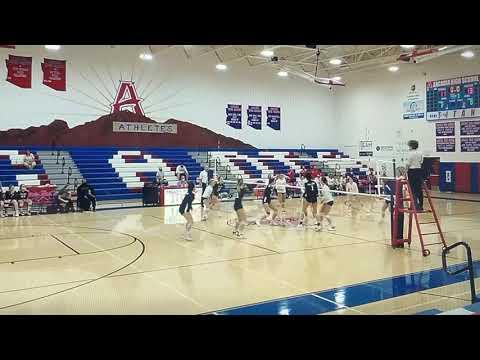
[71,149,203,201]
[0,150,50,189]
[209,149,350,180]
[0,147,352,203]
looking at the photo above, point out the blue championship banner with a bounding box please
[435,122,455,136]
[461,137,480,152]
[247,105,262,130]
[226,104,242,129]
[460,120,480,136]
[436,138,455,152]
[266,106,281,130]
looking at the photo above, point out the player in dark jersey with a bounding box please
[257,177,278,225]
[15,184,32,216]
[179,181,195,241]
[233,177,248,238]
[298,173,321,230]
[211,177,222,209]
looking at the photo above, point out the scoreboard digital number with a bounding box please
[426,75,480,121]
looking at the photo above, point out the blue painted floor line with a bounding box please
[214,260,480,315]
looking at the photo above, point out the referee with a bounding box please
[406,140,424,211]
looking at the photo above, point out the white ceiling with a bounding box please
[153,45,476,75]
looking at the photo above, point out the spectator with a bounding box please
[311,165,320,179]
[4,185,19,217]
[156,167,164,183]
[77,180,97,212]
[23,150,36,169]
[58,185,75,213]
[15,184,32,216]
[175,164,189,181]
[367,169,377,194]
[0,186,5,218]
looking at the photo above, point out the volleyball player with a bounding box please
[258,177,278,225]
[211,176,222,209]
[233,177,248,238]
[298,173,321,230]
[179,181,195,241]
[318,177,336,231]
[345,175,359,212]
[275,174,287,221]
[201,179,214,221]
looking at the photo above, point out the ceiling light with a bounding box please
[388,66,399,72]
[329,58,342,65]
[45,45,61,50]
[277,71,288,77]
[400,45,415,49]
[331,76,342,81]
[216,63,227,70]
[461,50,474,58]
[139,53,153,60]
[261,49,274,57]
[438,46,449,51]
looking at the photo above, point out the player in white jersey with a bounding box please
[318,177,336,231]
[201,179,214,221]
[345,175,359,213]
[275,174,287,221]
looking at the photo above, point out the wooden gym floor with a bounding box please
[0,192,479,315]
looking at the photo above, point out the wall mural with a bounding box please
[0,51,269,148]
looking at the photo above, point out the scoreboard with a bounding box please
[426,75,480,121]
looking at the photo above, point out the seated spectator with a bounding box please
[4,185,19,217]
[77,180,97,212]
[57,185,75,213]
[23,150,36,169]
[175,164,189,181]
[15,184,32,216]
[156,167,164,183]
[0,187,5,218]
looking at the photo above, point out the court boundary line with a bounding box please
[50,234,80,254]
[211,259,480,315]
[0,224,145,311]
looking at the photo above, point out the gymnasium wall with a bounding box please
[0,45,337,149]
[334,53,480,165]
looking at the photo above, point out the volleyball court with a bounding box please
[194,155,399,238]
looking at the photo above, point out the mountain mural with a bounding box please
[0,111,255,148]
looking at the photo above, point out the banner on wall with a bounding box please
[5,55,32,88]
[41,58,67,91]
[266,107,281,130]
[359,140,373,156]
[226,104,242,129]
[436,137,455,152]
[460,120,480,136]
[247,105,262,130]
[435,122,455,136]
[460,137,480,152]
[402,83,425,119]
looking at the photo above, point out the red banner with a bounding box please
[41,58,66,91]
[5,55,32,88]
[0,45,16,49]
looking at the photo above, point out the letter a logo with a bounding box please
[111,81,145,116]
